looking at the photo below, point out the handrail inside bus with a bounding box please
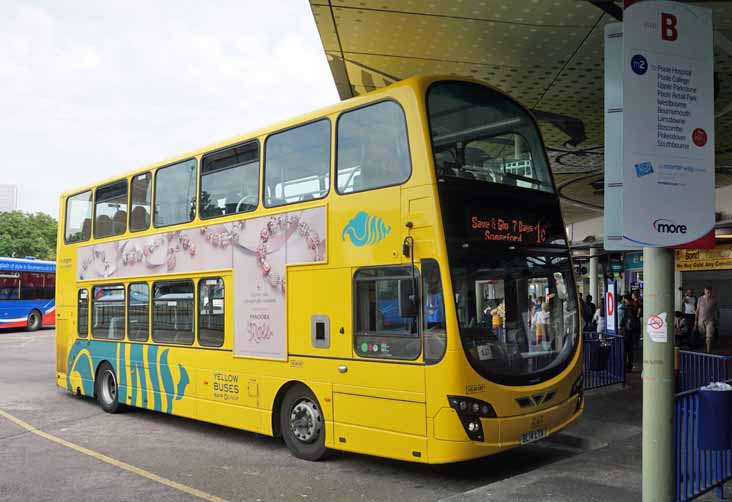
[432,118,522,145]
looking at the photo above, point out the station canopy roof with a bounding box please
[309,0,732,223]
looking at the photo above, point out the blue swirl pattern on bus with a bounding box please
[66,340,189,413]
[341,211,391,246]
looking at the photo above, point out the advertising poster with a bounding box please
[232,206,326,359]
[621,1,715,248]
[77,224,234,280]
[77,206,327,361]
[606,280,617,335]
[675,245,732,271]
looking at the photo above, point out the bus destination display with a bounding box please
[469,212,549,244]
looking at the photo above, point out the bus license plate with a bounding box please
[520,428,546,445]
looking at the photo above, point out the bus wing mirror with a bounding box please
[399,278,418,318]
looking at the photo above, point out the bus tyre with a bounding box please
[96,362,121,414]
[26,310,41,332]
[280,384,327,461]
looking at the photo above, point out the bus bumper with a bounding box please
[428,394,583,464]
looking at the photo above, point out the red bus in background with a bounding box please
[0,257,55,331]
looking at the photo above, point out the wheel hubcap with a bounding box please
[101,370,117,404]
[289,399,322,443]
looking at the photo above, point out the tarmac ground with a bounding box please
[3,328,723,501]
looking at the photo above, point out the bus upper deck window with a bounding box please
[65,191,92,243]
[201,142,259,218]
[264,120,330,208]
[336,101,411,194]
[154,159,197,227]
[130,172,152,232]
[94,180,128,239]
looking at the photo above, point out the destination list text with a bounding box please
[656,64,696,150]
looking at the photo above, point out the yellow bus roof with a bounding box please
[61,75,442,199]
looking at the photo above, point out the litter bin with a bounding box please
[588,340,611,372]
[698,384,732,450]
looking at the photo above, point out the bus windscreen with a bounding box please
[427,81,554,193]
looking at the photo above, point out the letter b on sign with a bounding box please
[661,13,678,41]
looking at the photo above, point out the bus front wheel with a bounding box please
[26,310,41,332]
[96,362,122,413]
[280,384,327,461]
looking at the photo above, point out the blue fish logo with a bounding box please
[342,211,391,247]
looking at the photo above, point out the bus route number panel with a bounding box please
[468,211,550,245]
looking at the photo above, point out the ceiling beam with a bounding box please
[588,1,623,21]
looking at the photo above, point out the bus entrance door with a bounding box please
[332,360,427,461]
[332,264,427,462]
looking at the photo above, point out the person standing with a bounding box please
[682,288,697,344]
[631,290,642,339]
[579,295,588,331]
[696,286,720,353]
[585,294,596,331]
[533,301,550,347]
[594,303,606,334]
[619,295,636,370]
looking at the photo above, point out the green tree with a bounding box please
[0,211,58,261]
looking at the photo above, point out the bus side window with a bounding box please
[422,259,446,364]
[198,277,224,347]
[154,159,197,227]
[41,272,55,300]
[78,289,89,338]
[130,172,152,232]
[65,191,92,243]
[128,283,149,342]
[152,280,194,345]
[353,266,421,360]
[94,179,128,238]
[200,141,259,219]
[264,119,330,208]
[91,284,125,340]
[336,101,411,194]
[0,273,19,300]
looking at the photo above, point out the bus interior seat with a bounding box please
[438,160,459,177]
[130,206,149,229]
[95,215,112,237]
[108,317,122,339]
[113,210,127,234]
[81,218,92,239]
[266,196,287,207]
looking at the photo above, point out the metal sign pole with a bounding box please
[604,1,714,500]
[642,246,675,501]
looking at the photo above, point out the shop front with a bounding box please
[676,244,732,337]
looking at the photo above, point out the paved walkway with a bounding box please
[443,371,730,502]
[443,374,643,501]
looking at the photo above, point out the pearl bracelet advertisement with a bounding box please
[77,206,327,360]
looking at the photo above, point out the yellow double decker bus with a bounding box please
[55,76,583,464]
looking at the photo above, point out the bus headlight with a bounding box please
[447,395,496,441]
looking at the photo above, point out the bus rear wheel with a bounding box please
[96,362,122,413]
[26,310,41,332]
[280,384,327,461]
